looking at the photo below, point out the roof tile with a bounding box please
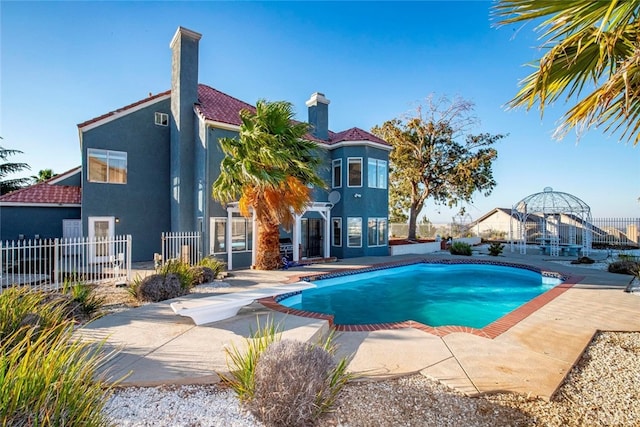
[0,183,81,205]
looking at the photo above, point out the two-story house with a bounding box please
[75,26,391,269]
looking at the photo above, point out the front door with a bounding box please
[88,216,114,262]
[301,218,323,258]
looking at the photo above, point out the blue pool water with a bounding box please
[280,263,561,329]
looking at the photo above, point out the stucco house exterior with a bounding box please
[75,26,391,268]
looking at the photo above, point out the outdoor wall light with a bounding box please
[353,193,362,198]
[115,217,120,223]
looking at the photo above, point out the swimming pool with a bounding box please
[278,262,563,329]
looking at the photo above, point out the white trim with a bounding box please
[204,119,241,132]
[332,217,342,247]
[347,217,363,248]
[155,112,169,126]
[331,158,342,189]
[305,92,330,107]
[0,202,80,208]
[347,157,363,188]
[79,94,171,132]
[327,140,392,152]
[170,26,202,48]
[48,167,82,185]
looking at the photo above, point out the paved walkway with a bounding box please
[77,249,640,399]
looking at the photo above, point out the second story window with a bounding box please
[88,149,127,184]
[347,158,362,187]
[332,159,342,188]
[155,112,169,126]
[368,158,387,189]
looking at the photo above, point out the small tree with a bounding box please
[0,142,31,195]
[372,95,504,240]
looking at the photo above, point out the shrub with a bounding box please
[188,266,216,286]
[608,260,640,275]
[62,280,105,321]
[220,319,352,426]
[0,287,68,348]
[487,242,504,256]
[136,273,186,302]
[249,339,349,426]
[450,241,472,256]
[157,259,195,291]
[198,257,226,278]
[0,324,113,426]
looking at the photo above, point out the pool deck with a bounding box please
[77,249,640,399]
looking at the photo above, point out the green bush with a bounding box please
[62,280,106,321]
[487,242,505,256]
[157,259,195,291]
[0,288,114,426]
[220,318,352,426]
[188,266,216,286]
[198,257,226,278]
[450,241,472,256]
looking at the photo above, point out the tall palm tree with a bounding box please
[212,100,326,270]
[31,168,55,184]
[0,145,31,195]
[494,0,640,145]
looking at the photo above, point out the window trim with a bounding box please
[210,216,253,254]
[332,217,342,247]
[331,159,342,189]
[367,158,388,189]
[155,112,169,126]
[347,217,362,248]
[87,148,127,184]
[368,217,388,247]
[347,157,362,188]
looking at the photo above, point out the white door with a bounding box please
[88,216,115,262]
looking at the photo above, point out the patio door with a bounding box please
[301,218,323,258]
[88,216,114,262]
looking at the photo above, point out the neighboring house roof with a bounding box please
[0,167,82,206]
[78,84,391,147]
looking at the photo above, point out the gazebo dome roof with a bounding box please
[513,187,591,215]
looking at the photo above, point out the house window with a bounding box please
[155,112,169,126]
[332,159,342,188]
[368,158,387,189]
[368,218,388,246]
[347,158,362,187]
[347,217,362,247]
[332,218,342,247]
[210,217,253,254]
[88,149,127,184]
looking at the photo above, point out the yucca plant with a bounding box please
[157,259,195,291]
[63,280,106,321]
[198,257,226,278]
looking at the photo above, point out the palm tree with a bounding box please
[212,100,326,270]
[494,0,640,145]
[0,145,31,195]
[31,168,55,184]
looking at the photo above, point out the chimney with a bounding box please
[169,26,201,232]
[306,92,330,140]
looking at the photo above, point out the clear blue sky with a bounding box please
[2,1,638,222]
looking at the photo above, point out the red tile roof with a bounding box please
[77,84,389,147]
[195,85,255,126]
[0,183,81,205]
[328,127,389,146]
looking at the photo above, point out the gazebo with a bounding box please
[510,187,592,256]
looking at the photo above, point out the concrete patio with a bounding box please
[77,249,640,399]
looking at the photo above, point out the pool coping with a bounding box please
[259,258,584,339]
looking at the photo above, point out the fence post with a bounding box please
[54,238,60,288]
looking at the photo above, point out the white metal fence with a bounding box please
[1,235,132,292]
[391,217,640,248]
[161,231,201,266]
